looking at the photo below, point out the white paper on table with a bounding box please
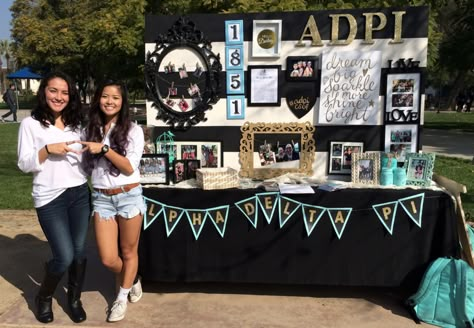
[278,183,315,194]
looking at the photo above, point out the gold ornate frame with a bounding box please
[239,122,315,179]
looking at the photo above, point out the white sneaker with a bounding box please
[128,277,143,303]
[107,300,127,322]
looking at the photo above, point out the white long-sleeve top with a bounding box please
[90,122,144,189]
[17,117,88,208]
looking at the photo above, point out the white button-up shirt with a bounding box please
[17,117,88,208]
[90,122,144,189]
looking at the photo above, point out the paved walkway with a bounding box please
[0,109,30,122]
[422,128,474,160]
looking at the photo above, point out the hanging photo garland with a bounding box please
[145,17,222,130]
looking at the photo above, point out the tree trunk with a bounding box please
[446,70,466,111]
[0,70,4,94]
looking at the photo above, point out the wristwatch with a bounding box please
[101,144,110,154]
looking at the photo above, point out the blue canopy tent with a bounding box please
[6,67,43,111]
[7,67,43,79]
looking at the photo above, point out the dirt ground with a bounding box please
[0,210,44,317]
[0,210,434,327]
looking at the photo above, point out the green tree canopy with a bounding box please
[10,0,146,101]
[10,0,473,108]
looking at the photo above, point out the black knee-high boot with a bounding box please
[68,258,87,323]
[35,264,63,323]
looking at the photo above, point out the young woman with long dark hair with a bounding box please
[17,71,91,324]
[81,80,145,322]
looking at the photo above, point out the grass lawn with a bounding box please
[0,118,472,219]
[0,123,34,209]
[424,111,474,133]
[434,156,474,219]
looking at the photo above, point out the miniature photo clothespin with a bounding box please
[179,63,188,79]
[168,82,177,96]
[193,62,203,77]
[178,95,189,112]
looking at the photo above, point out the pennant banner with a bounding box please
[144,196,164,230]
[301,204,326,236]
[207,205,230,237]
[163,204,186,237]
[256,192,279,224]
[279,196,302,228]
[235,196,259,228]
[327,208,353,239]
[143,192,426,240]
[185,209,208,240]
[399,193,425,227]
[372,201,399,235]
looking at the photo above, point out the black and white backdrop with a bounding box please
[144,7,428,179]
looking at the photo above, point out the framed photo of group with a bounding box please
[384,73,421,124]
[286,56,318,81]
[159,141,222,168]
[328,141,364,175]
[172,159,201,184]
[384,124,419,164]
[139,154,169,185]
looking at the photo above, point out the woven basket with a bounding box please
[196,167,239,190]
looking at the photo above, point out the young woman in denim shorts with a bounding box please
[81,80,145,322]
[17,71,91,324]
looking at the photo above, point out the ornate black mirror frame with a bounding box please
[145,17,222,130]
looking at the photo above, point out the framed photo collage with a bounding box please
[383,71,422,165]
[141,125,223,184]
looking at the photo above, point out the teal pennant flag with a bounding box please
[207,205,230,237]
[278,196,302,228]
[162,204,185,237]
[327,208,353,239]
[256,192,279,224]
[185,209,208,240]
[235,196,259,228]
[372,201,399,235]
[398,193,425,228]
[301,204,326,236]
[143,197,164,230]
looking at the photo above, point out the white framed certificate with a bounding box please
[248,65,281,106]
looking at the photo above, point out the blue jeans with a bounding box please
[92,185,145,220]
[36,183,91,274]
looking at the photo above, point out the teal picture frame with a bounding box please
[404,152,436,187]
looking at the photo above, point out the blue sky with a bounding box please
[0,0,14,40]
[0,0,14,68]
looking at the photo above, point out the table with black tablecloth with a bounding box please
[138,187,459,290]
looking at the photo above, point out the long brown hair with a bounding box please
[31,71,83,128]
[83,80,131,176]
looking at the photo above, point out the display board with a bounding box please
[144,7,428,179]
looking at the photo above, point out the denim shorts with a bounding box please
[92,184,146,220]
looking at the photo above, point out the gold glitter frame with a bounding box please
[239,122,315,179]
